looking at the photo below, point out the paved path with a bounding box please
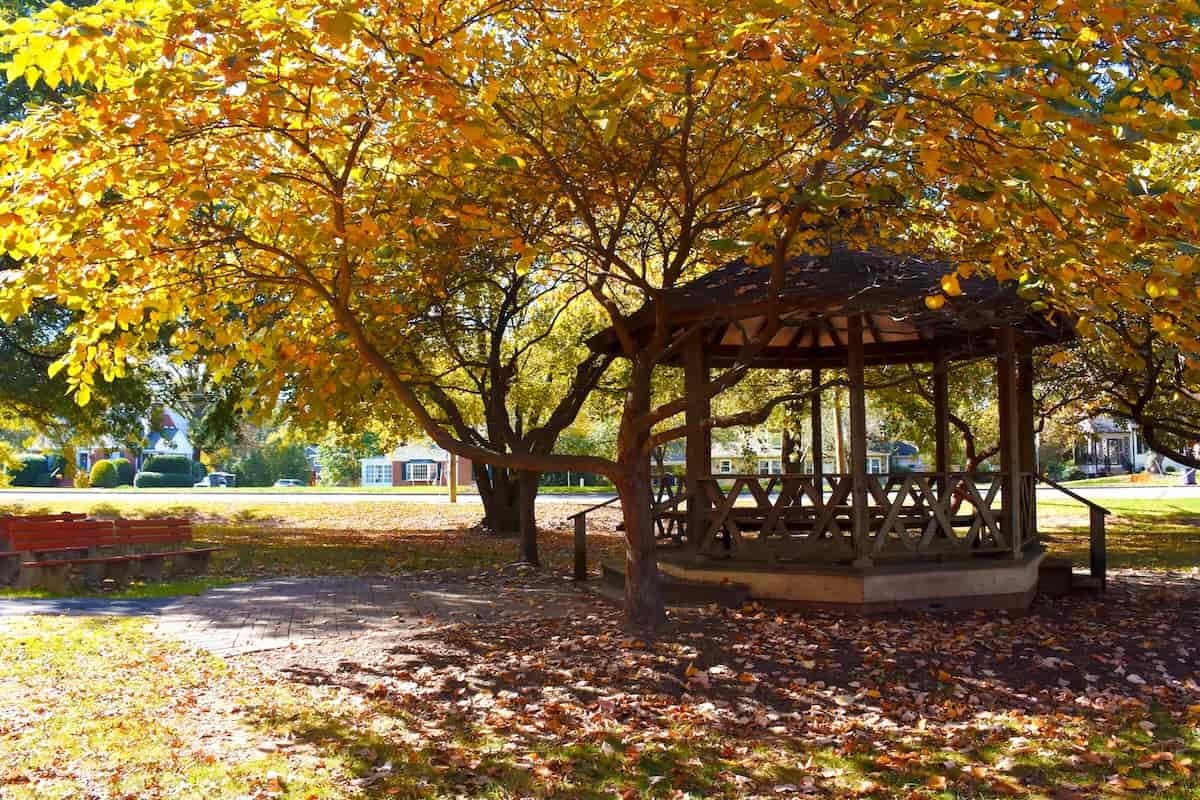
[0,575,600,659]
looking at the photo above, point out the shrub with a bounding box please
[88,459,120,488]
[142,454,195,474]
[8,454,53,487]
[1165,465,1178,474]
[109,457,134,485]
[133,471,197,488]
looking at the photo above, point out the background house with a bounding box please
[360,443,474,487]
[1074,416,1189,476]
[657,429,920,475]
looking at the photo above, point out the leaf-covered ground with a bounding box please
[1,570,1198,799]
[0,495,1197,798]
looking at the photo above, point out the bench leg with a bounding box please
[172,551,212,576]
[0,555,18,587]
[102,560,133,587]
[22,563,71,593]
[139,556,165,582]
[14,553,38,590]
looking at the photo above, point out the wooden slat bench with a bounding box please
[115,518,220,578]
[5,517,220,590]
[2,519,119,586]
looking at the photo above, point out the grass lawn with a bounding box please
[0,484,613,496]
[1039,497,1200,570]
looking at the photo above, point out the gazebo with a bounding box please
[591,247,1075,611]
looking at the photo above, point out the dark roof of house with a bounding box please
[589,247,1071,367]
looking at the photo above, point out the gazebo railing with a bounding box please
[674,472,1038,564]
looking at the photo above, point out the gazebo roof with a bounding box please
[590,247,1071,368]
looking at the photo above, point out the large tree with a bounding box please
[1,0,1198,628]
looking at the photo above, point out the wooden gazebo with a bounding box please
[592,247,1073,610]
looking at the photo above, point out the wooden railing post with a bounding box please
[1089,505,1106,591]
[573,513,588,581]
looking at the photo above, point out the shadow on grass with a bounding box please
[1041,503,1200,569]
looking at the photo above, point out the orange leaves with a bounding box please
[971,102,996,129]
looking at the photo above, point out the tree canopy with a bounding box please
[1,0,1198,625]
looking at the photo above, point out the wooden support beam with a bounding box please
[574,514,588,581]
[933,353,950,496]
[847,315,871,566]
[810,368,823,502]
[1017,347,1037,540]
[997,327,1023,556]
[683,337,712,546]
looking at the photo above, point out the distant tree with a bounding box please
[1040,312,1200,469]
[316,429,382,487]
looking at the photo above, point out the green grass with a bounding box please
[1038,497,1200,569]
[0,484,613,495]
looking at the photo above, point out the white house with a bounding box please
[658,430,920,475]
[1075,416,1190,475]
[360,443,475,487]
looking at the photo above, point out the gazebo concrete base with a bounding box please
[656,549,1046,612]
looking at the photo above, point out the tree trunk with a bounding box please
[517,470,540,566]
[477,466,520,534]
[616,364,664,631]
[617,458,662,631]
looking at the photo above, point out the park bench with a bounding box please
[1,518,119,585]
[114,518,221,579]
[8,517,219,591]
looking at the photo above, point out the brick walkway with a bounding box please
[0,574,601,658]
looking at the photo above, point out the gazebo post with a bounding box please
[810,368,823,502]
[847,315,872,567]
[1017,343,1037,540]
[997,327,1023,556]
[933,351,950,496]
[683,336,712,548]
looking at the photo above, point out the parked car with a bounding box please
[273,478,304,488]
[194,471,237,488]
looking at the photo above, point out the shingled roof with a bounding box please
[589,247,1070,367]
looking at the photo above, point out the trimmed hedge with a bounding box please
[8,454,53,487]
[133,471,196,488]
[142,454,194,474]
[89,459,120,489]
[110,457,134,485]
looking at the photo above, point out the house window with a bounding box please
[718,459,733,474]
[77,451,90,471]
[407,462,435,483]
[868,457,883,474]
[362,462,392,486]
[758,459,782,475]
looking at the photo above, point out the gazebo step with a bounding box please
[600,562,750,607]
[1038,557,1103,596]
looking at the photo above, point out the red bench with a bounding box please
[1,518,118,585]
[7,517,219,590]
[115,518,220,579]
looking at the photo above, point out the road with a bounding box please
[2,484,1199,506]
